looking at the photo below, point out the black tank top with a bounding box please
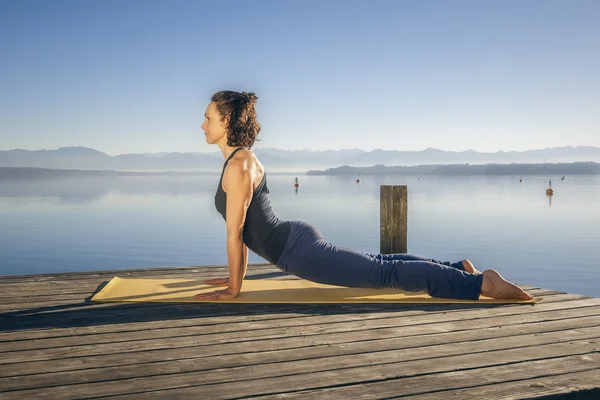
[214,147,291,265]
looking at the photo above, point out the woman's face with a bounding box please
[201,102,228,145]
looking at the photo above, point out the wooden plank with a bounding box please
[1,338,597,399]
[0,271,294,304]
[2,310,597,379]
[0,269,282,294]
[0,264,266,280]
[0,269,598,399]
[0,265,283,290]
[1,319,599,392]
[2,299,599,365]
[1,295,595,347]
[0,264,274,283]
[0,295,587,349]
[253,359,600,400]
[0,302,325,332]
[3,295,598,354]
[0,269,292,298]
[0,268,205,283]
[0,288,562,342]
[1,296,596,352]
[0,288,566,331]
[0,310,598,377]
[0,279,304,313]
[0,292,590,344]
[408,369,600,400]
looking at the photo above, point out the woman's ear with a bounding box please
[221,115,230,130]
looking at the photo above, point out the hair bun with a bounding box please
[241,91,257,103]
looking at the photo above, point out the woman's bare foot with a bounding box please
[481,269,532,300]
[462,259,481,274]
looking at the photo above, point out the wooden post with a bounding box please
[380,185,408,254]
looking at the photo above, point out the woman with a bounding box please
[194,90,532,302]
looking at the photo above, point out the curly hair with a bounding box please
[211,90,261,148]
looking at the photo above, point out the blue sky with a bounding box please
[1,0,599,155]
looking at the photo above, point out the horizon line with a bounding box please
[1,144,599,156]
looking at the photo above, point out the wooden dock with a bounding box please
[1,263,599,399]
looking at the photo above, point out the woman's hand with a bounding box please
[194,287,239,301]
[203,277,230,286]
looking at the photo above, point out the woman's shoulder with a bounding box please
[224,149,265,187]
[229,148,261,168]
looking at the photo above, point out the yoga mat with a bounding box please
[91,276,541,304]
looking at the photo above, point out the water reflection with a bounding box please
[0,176,220,204]
[2,173,598,209]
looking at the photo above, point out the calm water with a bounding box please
[1,174,599,297]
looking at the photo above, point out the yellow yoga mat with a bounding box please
[91,276,541,304]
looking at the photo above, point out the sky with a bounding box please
[1,0,599,155]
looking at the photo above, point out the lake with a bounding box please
[1,173,599,297]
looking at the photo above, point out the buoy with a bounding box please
[519,176,523,183]
[546,179,554,196]
[294,177,300,188]
[356,173,360,183]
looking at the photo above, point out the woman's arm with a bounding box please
[195,159,253,300]
[203,243,248,286]
[224,162,253,294]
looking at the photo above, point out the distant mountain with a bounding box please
[307,162,600,176]
[1,145,600,172]
[0,167,215,179]
[0,147,224,172]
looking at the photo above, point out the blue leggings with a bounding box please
[275,220,483,300]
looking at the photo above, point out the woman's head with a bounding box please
[202,90,261,148]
